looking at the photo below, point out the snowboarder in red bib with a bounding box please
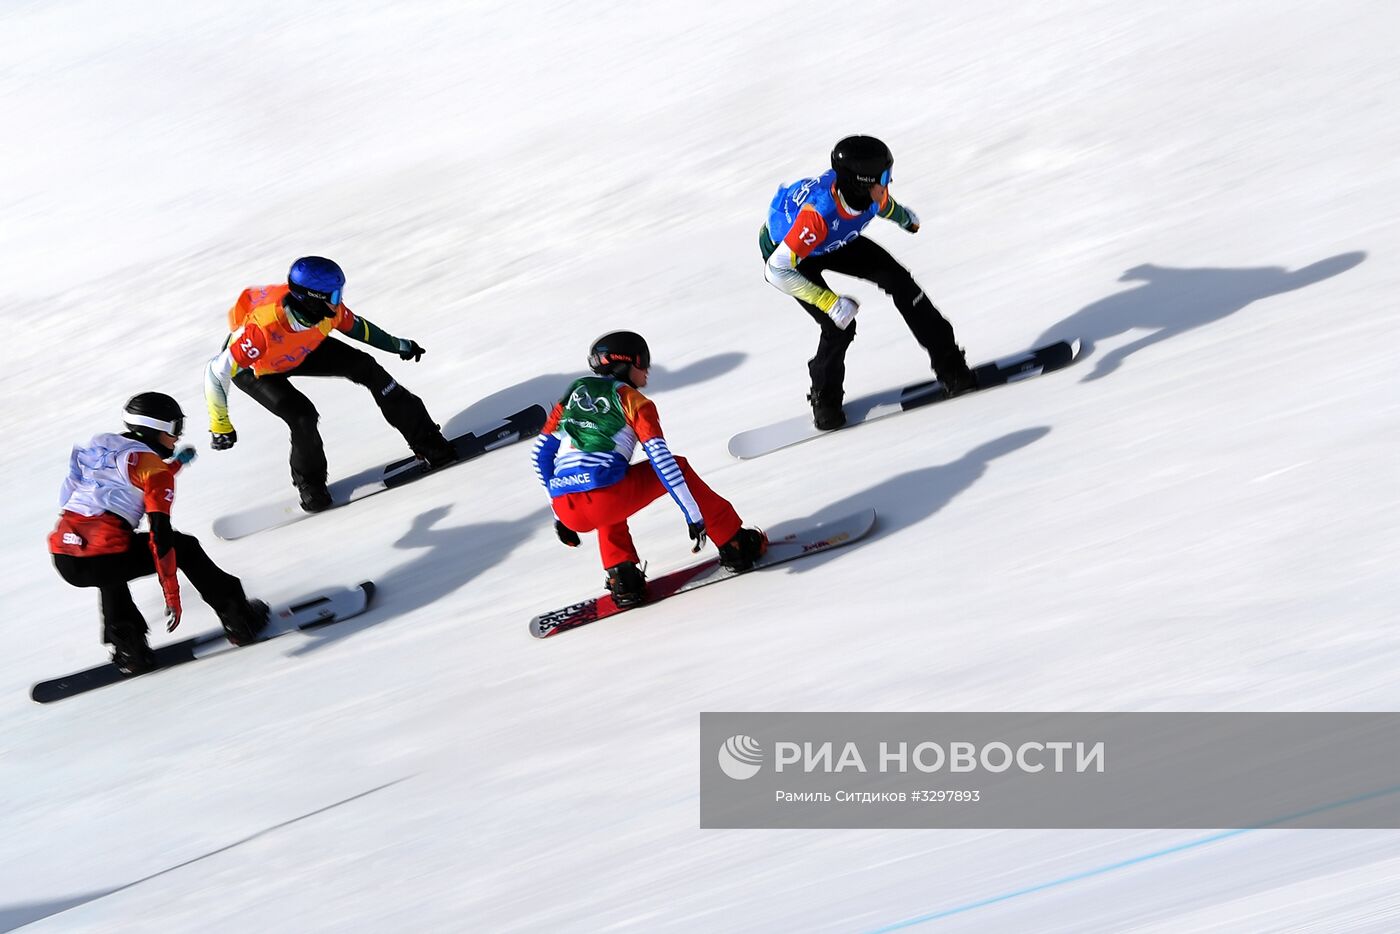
[532,331,767,607]
[761,135,977,430]
[48,393,269,675]
[203,256,456,512]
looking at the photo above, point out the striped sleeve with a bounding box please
[617,387,702,524]
[641,437,702,524]
[532,432,561,491]
[531,402,565,490]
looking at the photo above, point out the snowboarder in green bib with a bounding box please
[531,331,766,606]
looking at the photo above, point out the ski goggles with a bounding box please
[595,350,649,370]
[854,168,892,187]
[305,286,342,305]
[127,413,184,437]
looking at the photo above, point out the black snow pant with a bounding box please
[53,532,246,650]
[234,338,442,490]
[780,237,962,400]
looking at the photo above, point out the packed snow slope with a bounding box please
[2,1,1398,931]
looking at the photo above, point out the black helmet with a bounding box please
[830,135,893,210]
[588,331,651,383]
[124,392,185,456]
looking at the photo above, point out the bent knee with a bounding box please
[349,358,394,391]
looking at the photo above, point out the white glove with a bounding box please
[829,296,859,330]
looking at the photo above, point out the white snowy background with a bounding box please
[2,0,1398,930]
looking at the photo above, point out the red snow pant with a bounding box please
[552,457,743,568]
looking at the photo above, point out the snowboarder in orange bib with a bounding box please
[203,256,455,512]
[531,332,767,607]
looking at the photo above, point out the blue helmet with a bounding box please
[287,256,346,306]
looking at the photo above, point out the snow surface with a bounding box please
[2,0,1398,931]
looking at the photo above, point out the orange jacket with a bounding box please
[226,284,357,375]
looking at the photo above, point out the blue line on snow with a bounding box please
[867,783,1400,932]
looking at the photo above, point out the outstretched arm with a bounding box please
[337,309,426,361]
[877,193,920,232]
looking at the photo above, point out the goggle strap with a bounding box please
[294,286,342,305]
[127,413,183,435]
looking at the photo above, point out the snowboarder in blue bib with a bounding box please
[760,135,976,430]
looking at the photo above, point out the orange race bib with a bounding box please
[229,323,270,368]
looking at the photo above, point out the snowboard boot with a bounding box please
[414,433,458,471]
[219,598,270,647]
[297,480,334,513]
[718,527,768,572]
[807,389,846,431]
[111,639,157,676]
[104,611,155,676]
[604,561,647,608]
[935,348,978,398]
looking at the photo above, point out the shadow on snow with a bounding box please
[440,352,746,437]
[287,504,552,655]
[1037,251,1365,382]
[763,426,1053,576]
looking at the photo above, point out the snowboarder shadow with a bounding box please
[287,504,551,655]
[440,352,746,437]
[1037,251,1366,382]
[774,426,1052,574]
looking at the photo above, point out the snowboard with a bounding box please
[213,405,547,540]
[529,509,877,638]
[727,339,1080,459]
[31,581,376,704]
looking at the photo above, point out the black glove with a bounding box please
[211,430,237,451]
[687,520,708,553]
[554,520,581,548]
[396,338,426,362]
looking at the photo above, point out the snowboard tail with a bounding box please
[530,509,877,638]
[31,581,376,704]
